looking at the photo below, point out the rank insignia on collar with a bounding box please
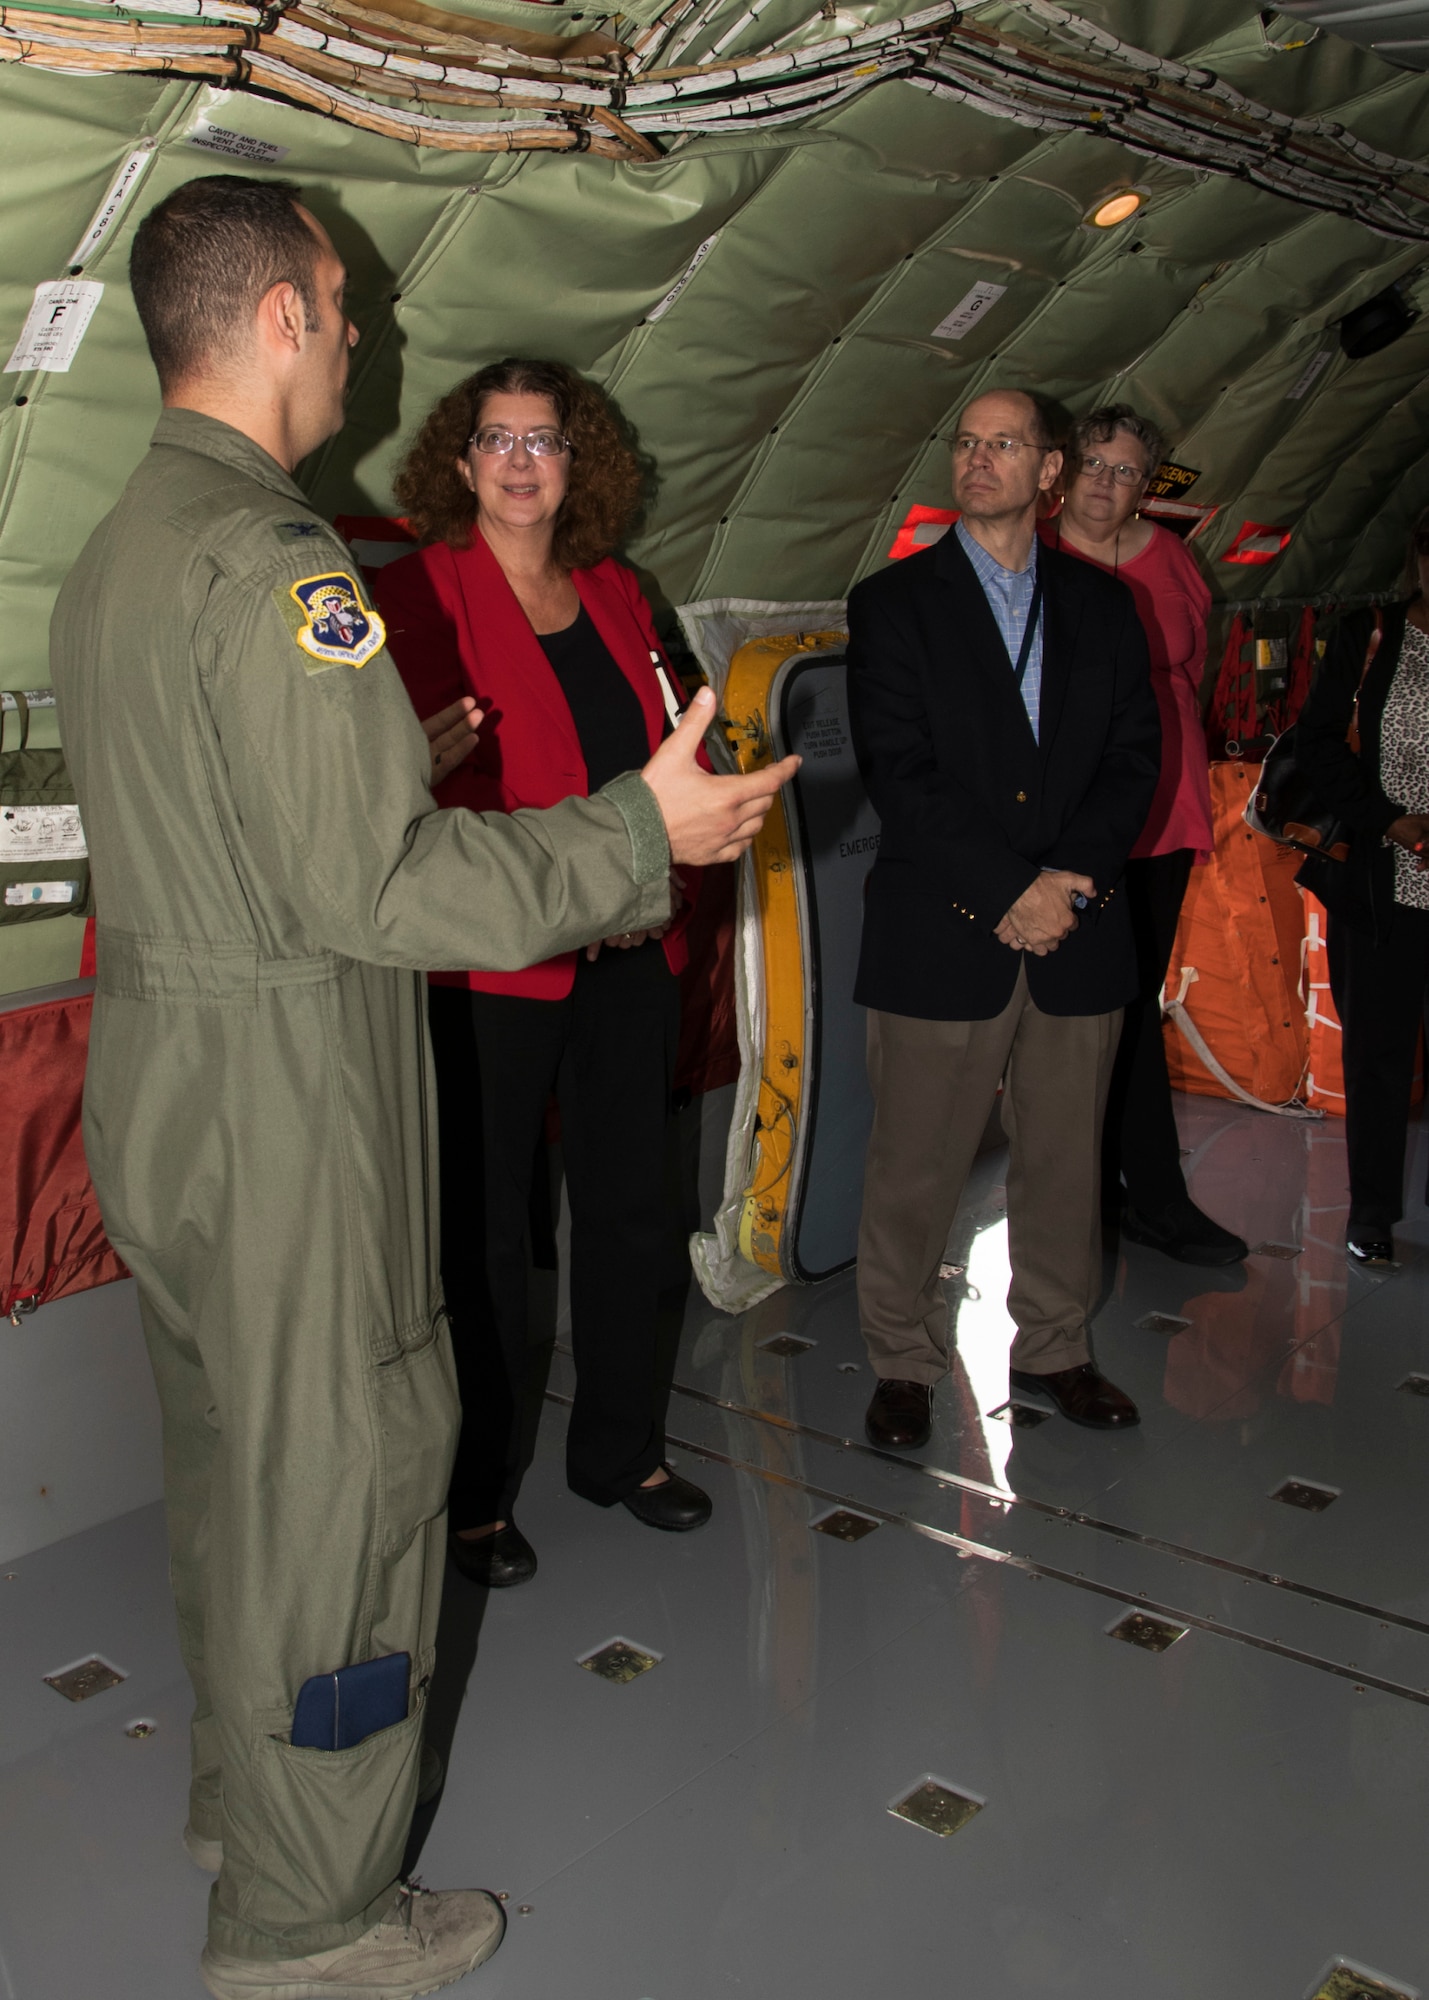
[277,571,386,672]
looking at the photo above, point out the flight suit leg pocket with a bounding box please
[374,1320,459,1560]
[248,1695,426,1940]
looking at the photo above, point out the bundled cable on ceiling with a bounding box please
[1,0,1428,243]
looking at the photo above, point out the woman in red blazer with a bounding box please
[375,358,709,1588]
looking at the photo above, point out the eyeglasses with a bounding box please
[1077,454,1147,487]
[949,434,1049,459]
[468,427,571,457]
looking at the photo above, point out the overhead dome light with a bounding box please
[1087,190,1143,228]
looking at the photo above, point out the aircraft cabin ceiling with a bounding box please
[2,4,1428,768]
[1280,0,1429,72]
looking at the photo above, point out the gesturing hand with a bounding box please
[995,870,1095,955]
[422,696,483,788]
[642,686,799,865]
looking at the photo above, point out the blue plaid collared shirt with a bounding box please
[955,517,1043,742]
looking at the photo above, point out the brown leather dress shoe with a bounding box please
[1008,1363,1140,1430]
[865,1377,934,1449]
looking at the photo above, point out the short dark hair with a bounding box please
[1072,403,1166,478]
[130,175,322,390]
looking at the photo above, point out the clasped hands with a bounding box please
[995,869,1096,955]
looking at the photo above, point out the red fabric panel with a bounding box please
[887,504,959,561]
[674,860,739,1099]
[1206,613,1254,755]
[0,992,127,1315]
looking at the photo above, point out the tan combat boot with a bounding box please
[199,1883,505,2000]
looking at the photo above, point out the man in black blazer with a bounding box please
[847,387,1160,1448]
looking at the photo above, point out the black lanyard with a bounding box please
[1011,569,1044,692]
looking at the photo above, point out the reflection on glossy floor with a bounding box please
[3,1096,1428,1999]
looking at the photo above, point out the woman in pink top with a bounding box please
[1041,404,1245,1266]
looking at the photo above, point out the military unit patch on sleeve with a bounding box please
[273,571,387,672]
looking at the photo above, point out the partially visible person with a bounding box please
[1044,404,1246,1266]
[376,359,710,1593]
[50,177,796,2000]
[1294,508,1429,1265]
[846,387,1160,1451]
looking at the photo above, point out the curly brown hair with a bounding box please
[393,357,646,572]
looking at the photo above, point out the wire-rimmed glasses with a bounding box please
[948,433,1050,460]
[1076,453,1148,487]
[468,427,571,457]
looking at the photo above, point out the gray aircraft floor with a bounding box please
[2,1093,1427,2000]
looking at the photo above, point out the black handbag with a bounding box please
[1243,613,1381,862]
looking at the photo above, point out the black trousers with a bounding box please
[428,945,680,1525]
[1326,904,1429,1233]
[1102,848,1194,1215]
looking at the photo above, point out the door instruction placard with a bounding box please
[0,803,87,861]
[5,281,104,374]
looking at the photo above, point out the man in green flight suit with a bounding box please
[49,175,795,2000]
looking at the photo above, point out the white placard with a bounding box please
[931,280,1007,341]
[5,880,79,907]
[1285,347,1332,401]
[184,119,291,164]
[0,803,87,860]
[68,145,157,269]
[646,233,721,323]
[5,281,104,375]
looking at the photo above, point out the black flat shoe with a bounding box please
[620,1466,712,1532]
[1121,1195,1247,1267]
[1347,1235,1394,1266]
[449,1521,538,1588]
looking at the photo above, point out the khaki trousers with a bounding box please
[857,967,1122,1384]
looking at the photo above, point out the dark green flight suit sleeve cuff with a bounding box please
[600,770,672,891]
